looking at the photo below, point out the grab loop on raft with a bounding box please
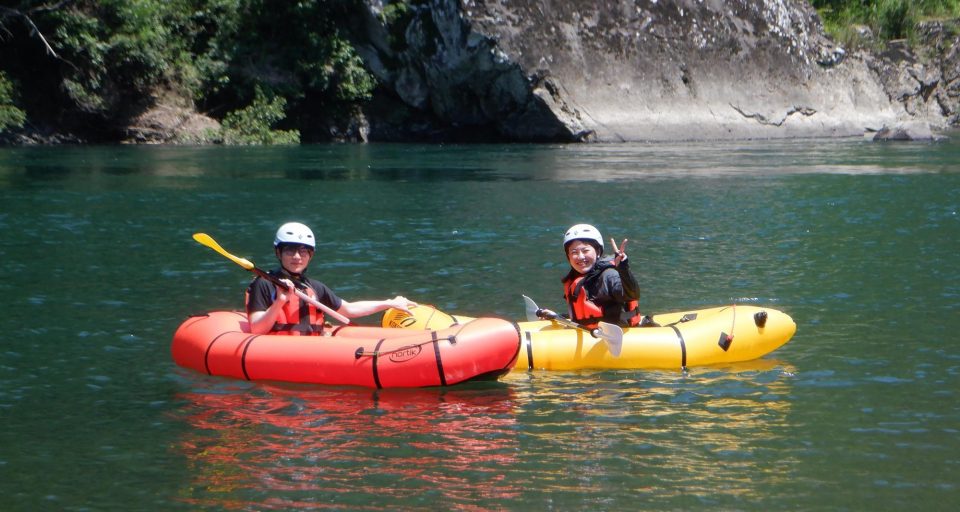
[717,304,737,351]
[664,312,697,328]
[354,336,455,359]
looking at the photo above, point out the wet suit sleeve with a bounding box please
[602,259,640,302]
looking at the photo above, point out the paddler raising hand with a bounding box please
[610,237,629,266]
[549,224,644,329]
[246,222,416,335]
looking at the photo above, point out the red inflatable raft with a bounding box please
[171,311,521,388]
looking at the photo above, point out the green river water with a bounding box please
[0,139,958,510]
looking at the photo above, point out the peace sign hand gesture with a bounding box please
[610,237,629,266]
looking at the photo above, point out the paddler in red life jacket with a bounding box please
[245,222,416,335]
[542,224,644,329]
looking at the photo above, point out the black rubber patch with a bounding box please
[754,311,768,328]
[718,332,733,351]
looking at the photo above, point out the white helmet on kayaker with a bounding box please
[274,222,315,248]
[563,223,603,255]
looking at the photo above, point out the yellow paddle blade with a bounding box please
[192,233,255,270]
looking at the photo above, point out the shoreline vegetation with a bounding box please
[813,0,960,49]
[2,1,959,145]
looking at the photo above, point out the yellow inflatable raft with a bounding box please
[382,304,796,371]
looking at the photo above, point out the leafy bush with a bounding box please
[0,72,27,133]
[813,0,960,47]
[218,86,300,145]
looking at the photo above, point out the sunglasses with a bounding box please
[280,246,313,257]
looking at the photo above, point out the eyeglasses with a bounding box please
[280,246,313,257]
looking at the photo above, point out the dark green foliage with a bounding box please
[382,1,416,53]
[218,86,300,145]
[194,1,375,117]
[0,71,27,133]
[0,0,378,143]
[44,0,191,107]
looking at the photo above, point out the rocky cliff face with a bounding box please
[355,0,957,142]
[868,22,960,128]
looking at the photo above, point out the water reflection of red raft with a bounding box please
[171,311,521,388]
[174,385,522,508]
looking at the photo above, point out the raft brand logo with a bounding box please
[389,345,422,362]
[386,311,417,328]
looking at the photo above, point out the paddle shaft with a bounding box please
[193,232,351,324]
[539,309,603,339]
[522,294,622,356]
[249,267,352,325]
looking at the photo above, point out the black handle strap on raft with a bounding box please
[431,331,446,387]
[661,312,698,328]
[668,325,688,368]
[354,336,456,359]
[523,330,535,371]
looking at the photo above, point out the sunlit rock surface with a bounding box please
[356,0,954,142]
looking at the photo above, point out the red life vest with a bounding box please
[564,274,642,328]
[245,282,326,335]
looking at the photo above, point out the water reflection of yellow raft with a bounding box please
[383,304,796,371]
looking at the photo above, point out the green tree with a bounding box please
[1,0,225,131]
[1,0,378,143]
[199,0,376,130]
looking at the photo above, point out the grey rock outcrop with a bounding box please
[356,0,590,141]
[866,23,960,128]
[355,0,954,142]
[872,120,943,141]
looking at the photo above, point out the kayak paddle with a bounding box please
[522,294,623,357]
[192,232,352,324]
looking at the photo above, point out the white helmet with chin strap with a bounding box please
[563,223,603,255]
[274,222,315,248]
